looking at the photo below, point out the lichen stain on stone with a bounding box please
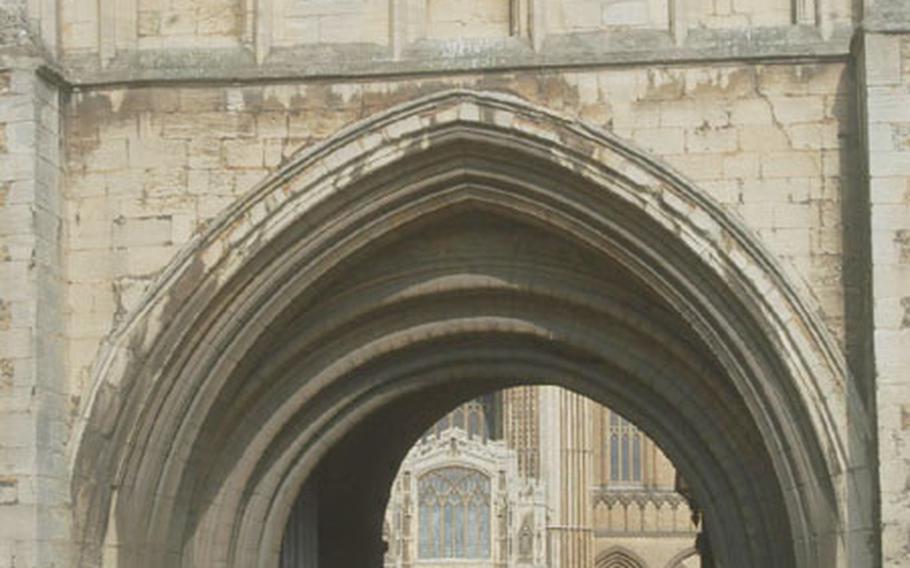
[477,72,542,104]
[361,81,441,116]
[640,68,685,102]
[901,297,910,329]
[894,230,910,263]
[684,67,756,99]
[0,358,13,390]
[72,91,116,118]
[68,91,120,157]
[536,74,582,112]
[0,476,18,505]
[290,83,348,112]
[0,299,9,330]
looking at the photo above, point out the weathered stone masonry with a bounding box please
[0,0,908,566]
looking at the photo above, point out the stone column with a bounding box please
[539,386,594,568]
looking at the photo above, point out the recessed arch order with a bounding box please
[70,89,868,568]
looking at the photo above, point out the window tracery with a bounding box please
[608,411,643,485]
[418,466,492,559]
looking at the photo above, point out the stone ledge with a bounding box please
[53,25,854,89]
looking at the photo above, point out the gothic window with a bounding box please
[418,467,491,559]
[608,411,643,485]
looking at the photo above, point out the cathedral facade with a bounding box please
[383,388,698,568]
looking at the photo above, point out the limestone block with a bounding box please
[771,203,811,229]
[122,245,179,276]
[757,64,849,97]
[871,178,910,204]
[700,179,740,204]
[179,89,227,113]
[84,138,129,173]
[68,249,112,282]
[870,152,910,178]
[632,128,684,155]
[427,0,510,39]
[223,139,264,169]
[760,152,820,178]
[738,125,790,152]
[188,138,223,169]
[197,2,241,36]
[138,10,160,37]
[685,125,737,153]
[128,134,187,170]
[730,98,774,128]
[865,35,903,87]
[256,112,289,139]
[141,168,188,197]
[0,205,32,238]
[159,9,197,36]
[112,215,172,247]
[603,1,650,26]
[867,88,910,124]
[663,153,724,181]
[740,178,811,204]
[767,96,825,124]
[264,139,285,168]
[659,100,729,128]
[723,153,760,179]
[161,112,255,139]
[785,123,841,150]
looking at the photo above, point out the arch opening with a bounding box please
[354,383,707,568]
[70,91,852,568]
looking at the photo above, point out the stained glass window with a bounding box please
[418,467,491,559]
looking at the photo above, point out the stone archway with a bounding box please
[597,546,648,568]
[69,90,866,568]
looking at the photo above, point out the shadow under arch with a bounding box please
[68,89,867,568]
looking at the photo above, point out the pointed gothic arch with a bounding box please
[68,90,871,567]
[597,546,648,568]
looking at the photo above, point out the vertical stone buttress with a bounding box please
[859,2,910,565]
[539,386,594,567]
[0,34,67,568]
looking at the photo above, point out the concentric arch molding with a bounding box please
[69,89,868,568]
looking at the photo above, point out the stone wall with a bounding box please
[63,61,853,405]
[1,0,908,566]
